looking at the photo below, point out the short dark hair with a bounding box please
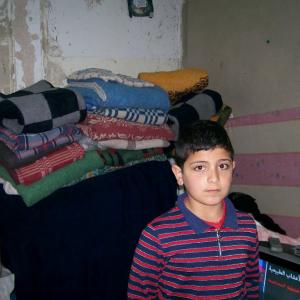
[173,120,234,167]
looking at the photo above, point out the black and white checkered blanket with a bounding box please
[0,80,86,134]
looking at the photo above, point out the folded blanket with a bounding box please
[73,153,167,185]
[96,148,164,166]
[0,140,63,169]
[0,81,87,133]
[79,135,170,151]
[68,68,154,87]
[168,89,223,140]
[0,124,81,151]
[67,78,170,112]
[92,107,167,126]
[0,150,104,206]
[0,177,17,195]
[0,153,168,195]
[138,68,209,104]
[77,113,174,141]
[3,80,54,96]
[211,105,232,126]
[0,148,165,206]
[0,126,82,168]
[95,139,170,150]
[7,142,85,185]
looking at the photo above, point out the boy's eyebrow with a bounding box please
[218,158,233,162]
[189,158,233,165]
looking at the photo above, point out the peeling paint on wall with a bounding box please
[45,58,66,86]
[40,0,65,85]
[13,0,36,88]
[40,0,66,86]
[0,0,13,93]
[85,0,103,9]
[2,0,183,89]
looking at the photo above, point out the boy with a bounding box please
[128,120,259,299]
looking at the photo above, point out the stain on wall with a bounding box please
[40,0,65,86]
[13,0,36,88]
[0,0,183,90]
[0,0,13,93]
[85,0,103,9]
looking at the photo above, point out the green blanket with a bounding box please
[0,148,166,207]
[0,150,104,206]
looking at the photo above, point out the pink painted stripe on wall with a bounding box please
[233,152,300,186]
[226,106,300,128]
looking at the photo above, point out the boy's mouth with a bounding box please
[205,189,220,193]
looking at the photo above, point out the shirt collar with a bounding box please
[176,192,239,233]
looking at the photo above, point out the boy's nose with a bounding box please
[207,168,219,183]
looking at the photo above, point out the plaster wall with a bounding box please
[183,0,300,236]
[0,0,184,91]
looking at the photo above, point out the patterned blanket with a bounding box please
[92,107,167,126]
[0,126,82,168]
[0,80,86,133]
[138,68,209,104]
[0,124,81,151]
[0,148,167,206]
[67,78,170,112]
[168,89,223,140]
[7,143,85,185]
[77,113,174,141]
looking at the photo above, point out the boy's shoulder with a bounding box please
[147,204,184,229]
[234,209,257,227]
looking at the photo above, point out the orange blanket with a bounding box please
[138,68,208,104]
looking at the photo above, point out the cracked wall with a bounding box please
[0,0,183,91]
[0,0,13,93]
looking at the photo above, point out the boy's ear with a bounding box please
[171,164,184,186]
[232,160,236,176]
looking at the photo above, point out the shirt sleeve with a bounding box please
[127,225,164,299]
[245,225,260,298]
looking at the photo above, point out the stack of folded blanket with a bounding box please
[138,68,232,139]
[0,80,89,205]
[0,70,176,206]
[67,68,174,150]
[0,68,232,207]
[167,89,224,140]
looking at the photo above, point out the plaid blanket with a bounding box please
[0,80,86,134]
[7,142,85,185]
[168,89,223,140]
[92,107,167,126]
[77,113,174,141]
[0,124,81,151]
[0,126,82,168]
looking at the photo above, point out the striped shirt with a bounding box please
[128,193,259,299]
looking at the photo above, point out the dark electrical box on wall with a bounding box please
[128,0,154,18]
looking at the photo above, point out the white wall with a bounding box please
[0,0,184,92]
[183,0,300,236]
[183,0,300,115]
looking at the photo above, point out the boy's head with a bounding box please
[171,120,235,209]
[173,120,234,168]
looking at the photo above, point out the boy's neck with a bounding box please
[184,197,225,223]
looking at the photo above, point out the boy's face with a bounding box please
[172,147,235,208]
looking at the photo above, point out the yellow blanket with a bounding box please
[138,68,209,103]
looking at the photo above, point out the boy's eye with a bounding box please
[194,165,205,171]
[219,163,230,170]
